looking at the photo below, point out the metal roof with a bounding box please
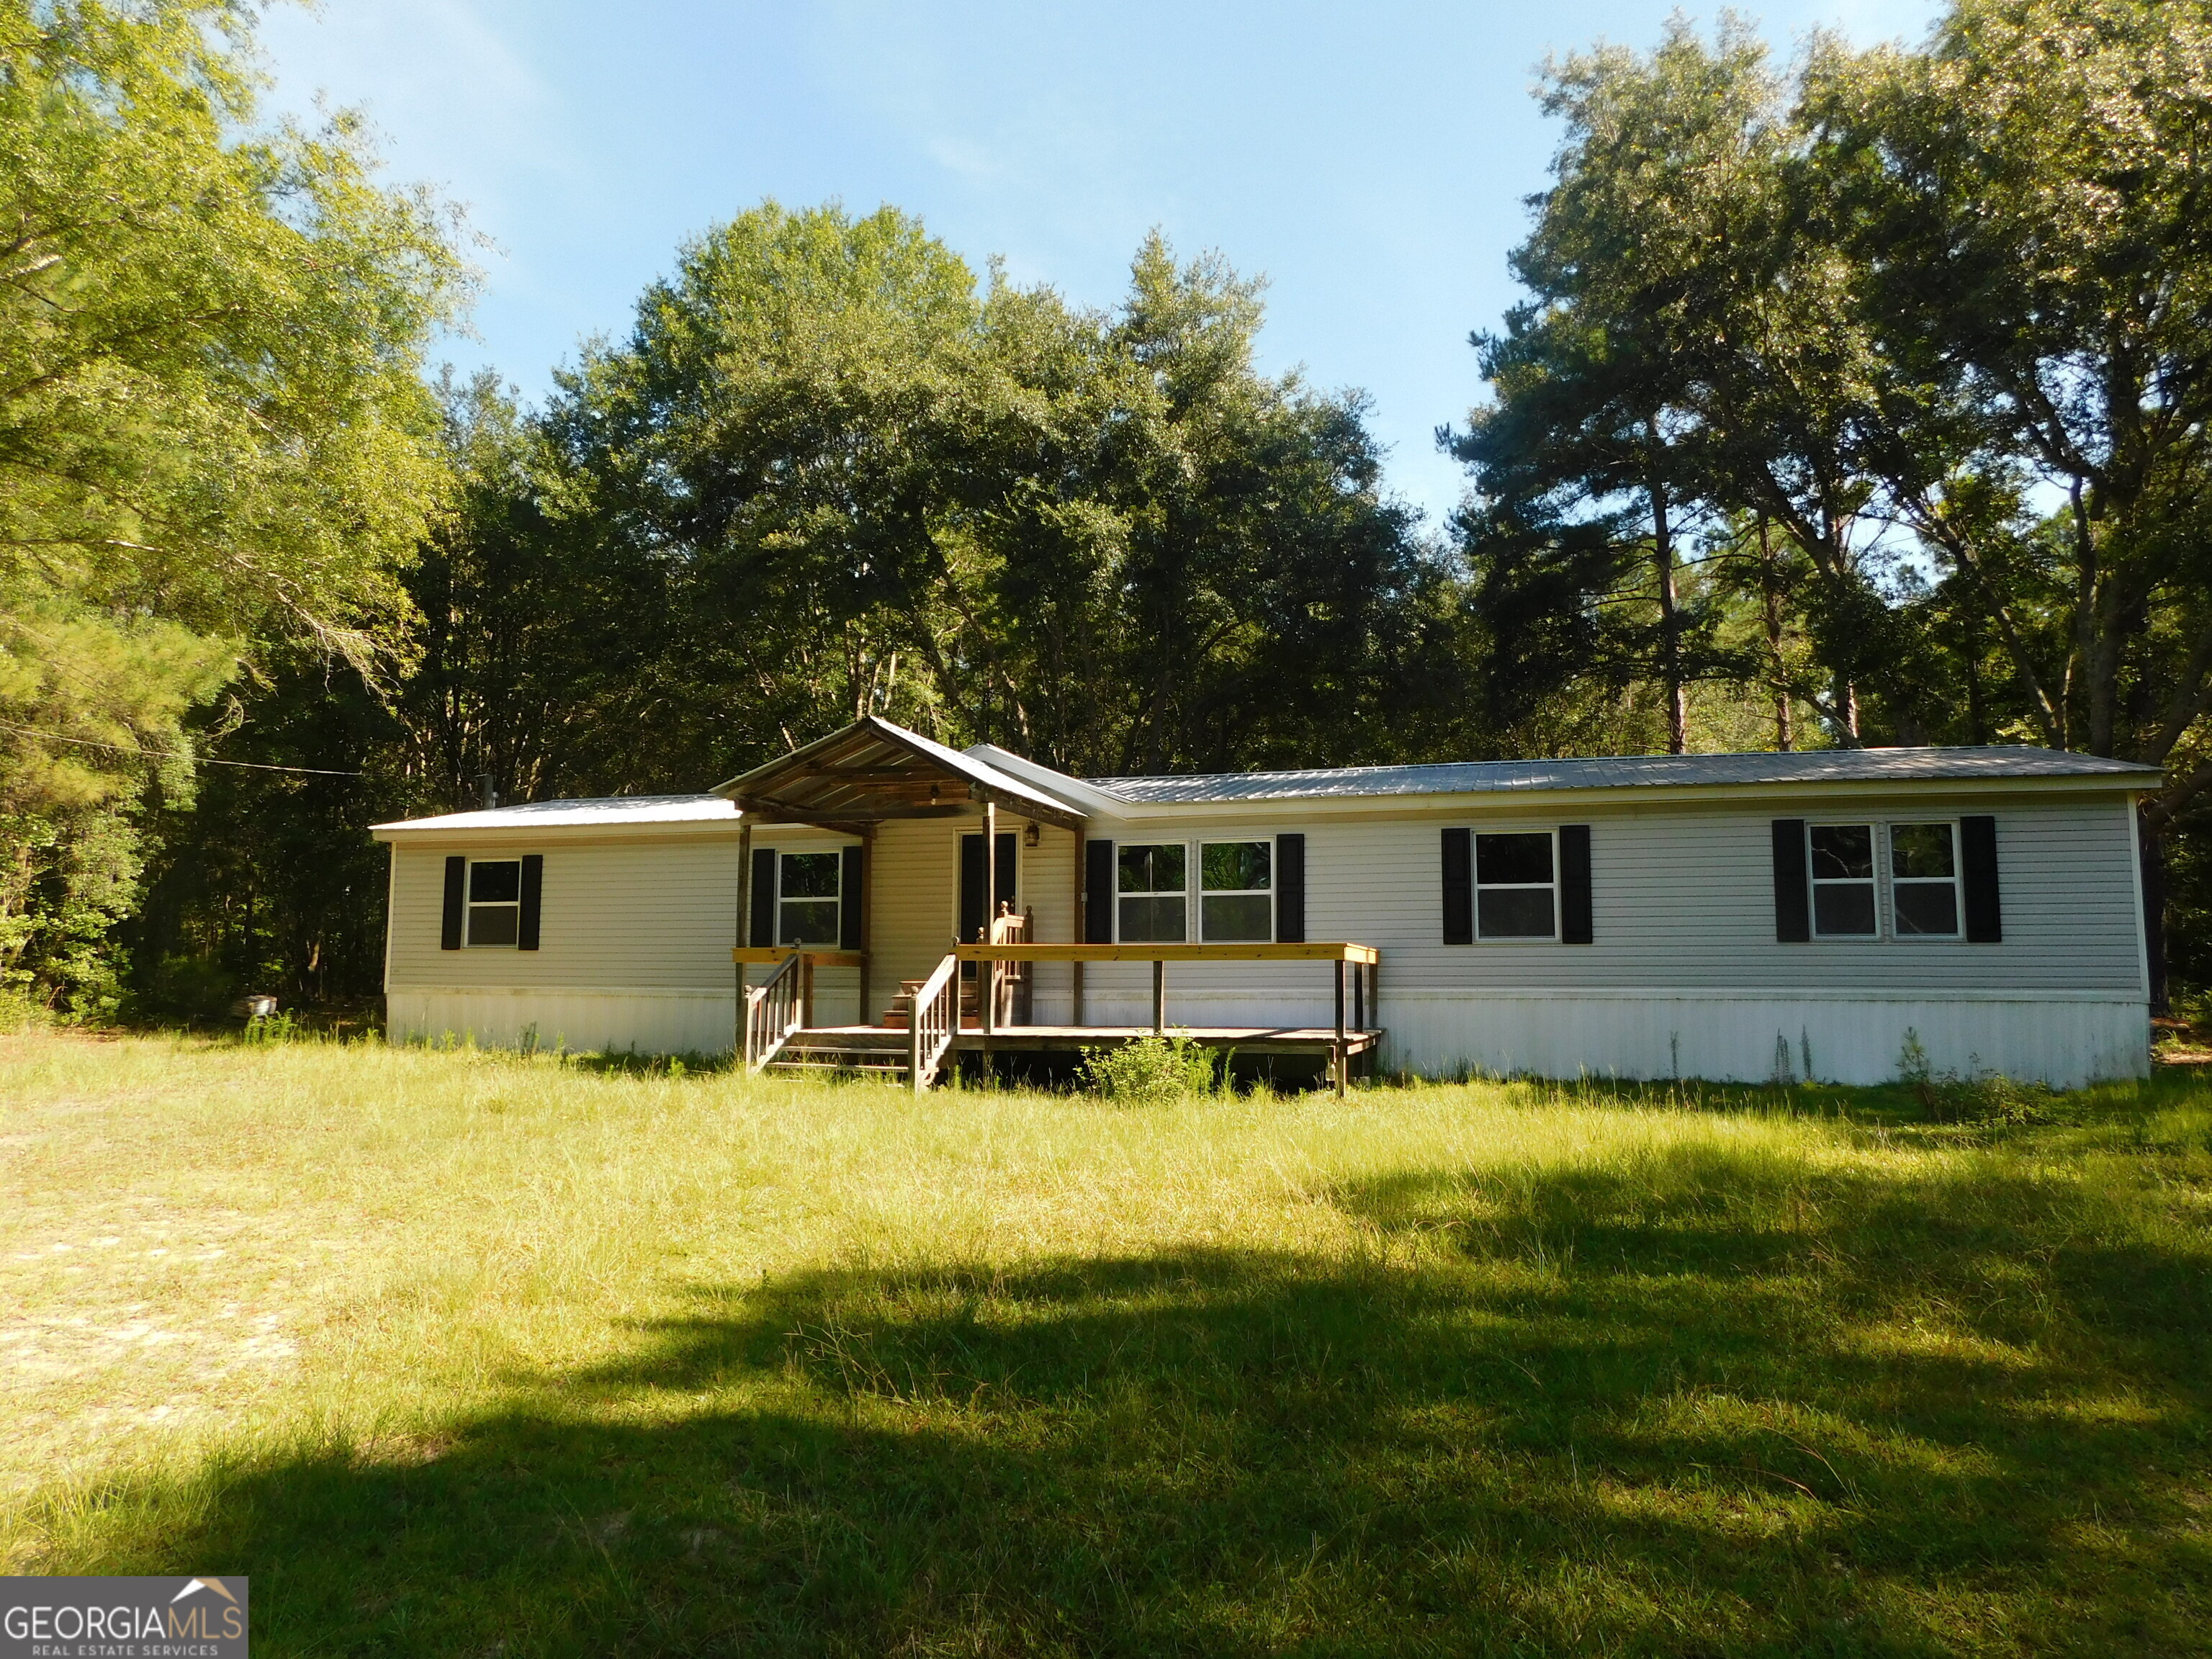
[373,794,737,833]
[1084,745,2158,804]
[712,715,1085,831]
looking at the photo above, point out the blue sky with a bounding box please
[260,0,1941,527]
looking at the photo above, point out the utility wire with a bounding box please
[0,719,366,775]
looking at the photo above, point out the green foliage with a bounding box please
[1075,1033,1223,1102]
[1897,1029,2056,1124]
[0,1,467,1010]
[1457,1,2212,781]
[525,204,1460,790]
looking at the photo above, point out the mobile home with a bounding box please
[372,717,2156,1088]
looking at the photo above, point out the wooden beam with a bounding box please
[858,825,874,1026]
[732,948,864,967]
[1334,959,1346,1098]
[735,819,752,1052]
[1071,830,1085,1028]
[951,942,1380,963]
[982,799,997,1041]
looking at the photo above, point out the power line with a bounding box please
[0,719,366,776]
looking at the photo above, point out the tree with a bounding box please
[1450,19,1791,752]
[0,0,467,1008]
[537,205,1452,787]
[1452,0,2212,993]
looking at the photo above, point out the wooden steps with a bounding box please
[762,1028,917,1084]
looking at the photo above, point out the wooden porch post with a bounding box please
[1334,958,1347,1097]
[1071,832,1086,1028]
[735,821,752,1053]
[858,826,874,1027]
[981,801,997,1042]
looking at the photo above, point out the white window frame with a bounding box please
[1887,819,1964,941]
[465,857,523,948]
[1807,822,1881,941]
[1115,840,1190,945]
[1474,827,1560,943]
[1199,838,1274,943]
[776,848,843,947]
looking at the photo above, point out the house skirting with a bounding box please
[1076,986,2148,1087]
[388,985,2149,1088]
[385,988,738,1057]
[1375,989,2148,1087]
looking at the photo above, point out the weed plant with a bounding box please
[1,1032,2208,1655]
[1074,1032,1223,1101]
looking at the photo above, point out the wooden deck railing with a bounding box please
[742,951,804,1071]
[986,905,1032,1027]
[955,940,1379,1045]
[950,939,1381,1095]
[907,952,959,1094]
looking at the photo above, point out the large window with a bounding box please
[1890,822,1961,937]
[778,851,842,945]
[1118,843,1187,943]
[467,859,521,946]
[1476,832,1555,940]
[1201,841,1271,942]
[1809,824,1877,937]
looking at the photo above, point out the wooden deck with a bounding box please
[796,1024,1385,1057]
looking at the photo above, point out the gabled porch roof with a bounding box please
[711,715,1088,835]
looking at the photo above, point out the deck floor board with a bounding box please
[796,1025,1384,1056]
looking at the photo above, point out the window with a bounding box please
[778,851,842,945]
[1201,840,1271,942]
[1809,824,1877,936]
[1118,843,1187,942]
[467,859,521,946]
[1891,822,1961,937]
[1476,832,1555,940]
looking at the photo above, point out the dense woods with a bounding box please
[6,0,2211,1018]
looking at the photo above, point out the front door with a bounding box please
[959,832,1018,977]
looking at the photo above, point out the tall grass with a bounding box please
[2,1032,2207,1655]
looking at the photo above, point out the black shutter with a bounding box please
[1442,827,1473,945]
[749,848,776,947]
[1560,824,1592,944]
[1275,833,1305,943]
[1773,819,1810,942]
[1084,838,1114,943]
[1961,815,2002,943]
[840,845,864,950]
[441,855,465,950]
[518,854,543,950]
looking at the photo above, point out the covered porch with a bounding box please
[715,717,1384,1092]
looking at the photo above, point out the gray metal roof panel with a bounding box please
[1084,746,2157,804]
[374,794,738,832]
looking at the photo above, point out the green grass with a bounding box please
[2,1033,2209,1656]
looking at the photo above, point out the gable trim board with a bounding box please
[373,737,2155,1084]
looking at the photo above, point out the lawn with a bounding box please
[2,1033,2208,1657]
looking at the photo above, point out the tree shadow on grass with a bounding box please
[53,1149,2212,1657]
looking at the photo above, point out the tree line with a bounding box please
[5,0,2211,1020]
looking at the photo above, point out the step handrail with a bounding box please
[907,950,958,1094]
[743,950,805,1072]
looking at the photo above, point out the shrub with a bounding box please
[1897,1030,2053,1124]
[1076,1034,1222,1102]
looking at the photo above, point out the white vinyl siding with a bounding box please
[381,785,2144,1075]
[1069,791,2142,998]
